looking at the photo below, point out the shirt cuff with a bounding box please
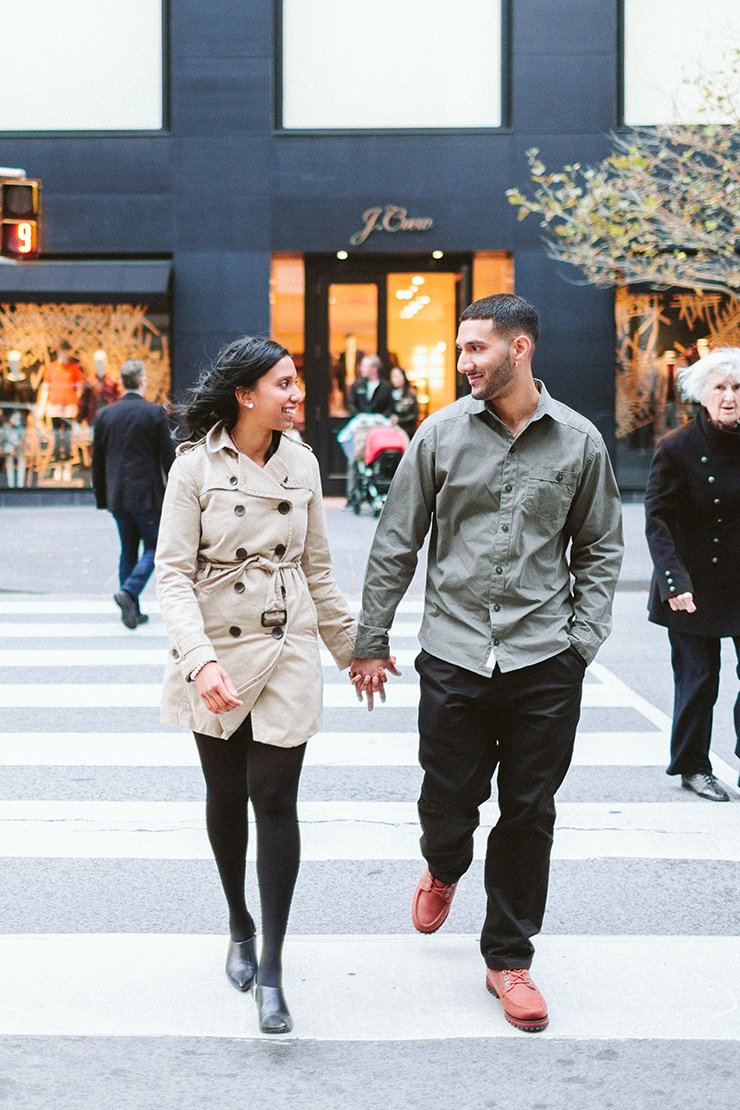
[353,622,390,659]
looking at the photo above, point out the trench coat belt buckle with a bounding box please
[261,608,287,628]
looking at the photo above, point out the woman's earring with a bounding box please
[247,401,254,409]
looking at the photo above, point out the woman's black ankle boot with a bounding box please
[255,983,293,1033]
[225,936,257,992]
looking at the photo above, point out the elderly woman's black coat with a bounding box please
[645,408,740,637]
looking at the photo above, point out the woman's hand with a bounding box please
[348,656,401,711]
[195,661,244,714]
[668,592,697,613]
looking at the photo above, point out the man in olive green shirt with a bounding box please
[349,294,623,1032]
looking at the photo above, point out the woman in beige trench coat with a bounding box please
[155,336,357,1034]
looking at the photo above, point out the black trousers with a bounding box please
[666,630,740,776]
[415,646,585,971]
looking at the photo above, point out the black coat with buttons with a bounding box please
[645,408,740,636]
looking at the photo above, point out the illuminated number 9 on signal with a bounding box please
[17,222,33,253]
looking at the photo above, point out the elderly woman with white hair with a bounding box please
[645,347,740,800]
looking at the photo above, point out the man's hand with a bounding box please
[348,656,401,711]
[668,591,696,613]
[195,661,244,715]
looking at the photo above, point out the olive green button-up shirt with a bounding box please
[354,383,623,674]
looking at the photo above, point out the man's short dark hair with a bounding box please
[120,359,146,391]
[460,294,540,345]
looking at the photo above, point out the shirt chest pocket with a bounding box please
[523,466,578,523]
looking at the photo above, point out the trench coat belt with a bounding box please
[195,554,302,625]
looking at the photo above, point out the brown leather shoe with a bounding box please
[486,968,549,1032]
[411,868,457,933]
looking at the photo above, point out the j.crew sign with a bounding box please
[350,205,434,246]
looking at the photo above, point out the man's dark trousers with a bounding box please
[415,646,586,970]
[112,509,161,604]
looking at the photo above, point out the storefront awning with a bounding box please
[0,259,172,303]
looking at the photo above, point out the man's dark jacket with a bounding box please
[645,408,740,637]
[92,392,176,512]
[348,377,395,417]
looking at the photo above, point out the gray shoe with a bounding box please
[681,773,730,801]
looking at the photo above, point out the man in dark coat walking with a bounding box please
[92,359,175,628]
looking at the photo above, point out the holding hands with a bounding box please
[349,655,401,711]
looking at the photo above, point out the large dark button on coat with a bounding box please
[234,505,245,516]
[234,582,245,593]
[229,626,241,637]
[495,565,503,574]
[230,476,238,485]
[278,501,291,514]
[275,544,286,557]
[272,627,284,639]
[502,524,509,533]
[504,484,512,493]
[236,548,248,560]
[493,603,501,612]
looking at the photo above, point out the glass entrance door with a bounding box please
[303,253,471,493]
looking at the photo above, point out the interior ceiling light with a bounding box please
[411,276,424,285]
[432,250,444,259]
[336,250,348,260]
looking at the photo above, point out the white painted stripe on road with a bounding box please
[0,732,200,766]
[0,730,670,768]
[2,800,740,860]
[0,622,168,639]
[0,649,169,667]
[0,674,666,711]
[0,932,739,1040]
[0,595,425,616]
[0,599,162,615]
[0,647,415,668]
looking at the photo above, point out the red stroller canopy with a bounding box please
[364,426,407,465]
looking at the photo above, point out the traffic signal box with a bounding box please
[1,179,42,259]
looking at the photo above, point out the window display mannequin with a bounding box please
[1,411,26,488]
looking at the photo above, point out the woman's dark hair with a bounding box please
[392,366,411,394]
[174,336,289,441]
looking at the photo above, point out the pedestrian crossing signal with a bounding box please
[1,179,42,259]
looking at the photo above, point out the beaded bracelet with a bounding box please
[188,660,216,682]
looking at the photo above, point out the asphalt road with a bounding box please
[0,499,739,1109]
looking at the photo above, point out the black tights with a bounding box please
[194,716,306,988]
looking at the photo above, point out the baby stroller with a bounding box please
[355,424,407,516]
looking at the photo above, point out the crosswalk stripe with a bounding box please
[0,932,738,1040]
[0,674,673,709]
[0,620,424,640]
[0,729,681,768]
[2,799,740,860]
[0,648,421,667]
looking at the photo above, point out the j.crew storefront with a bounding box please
[0,0,628,498]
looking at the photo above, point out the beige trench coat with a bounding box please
[155,424,357,745]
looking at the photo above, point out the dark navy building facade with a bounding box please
[0,0,623,492]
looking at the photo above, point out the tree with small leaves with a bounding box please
[507,54,740,300]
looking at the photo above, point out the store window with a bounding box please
[0,0,163,131]
[280,0,503,129]
[0,302,170,489]
[614,286,740,489]
[270,254,306,430]
[623,0,739,125]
